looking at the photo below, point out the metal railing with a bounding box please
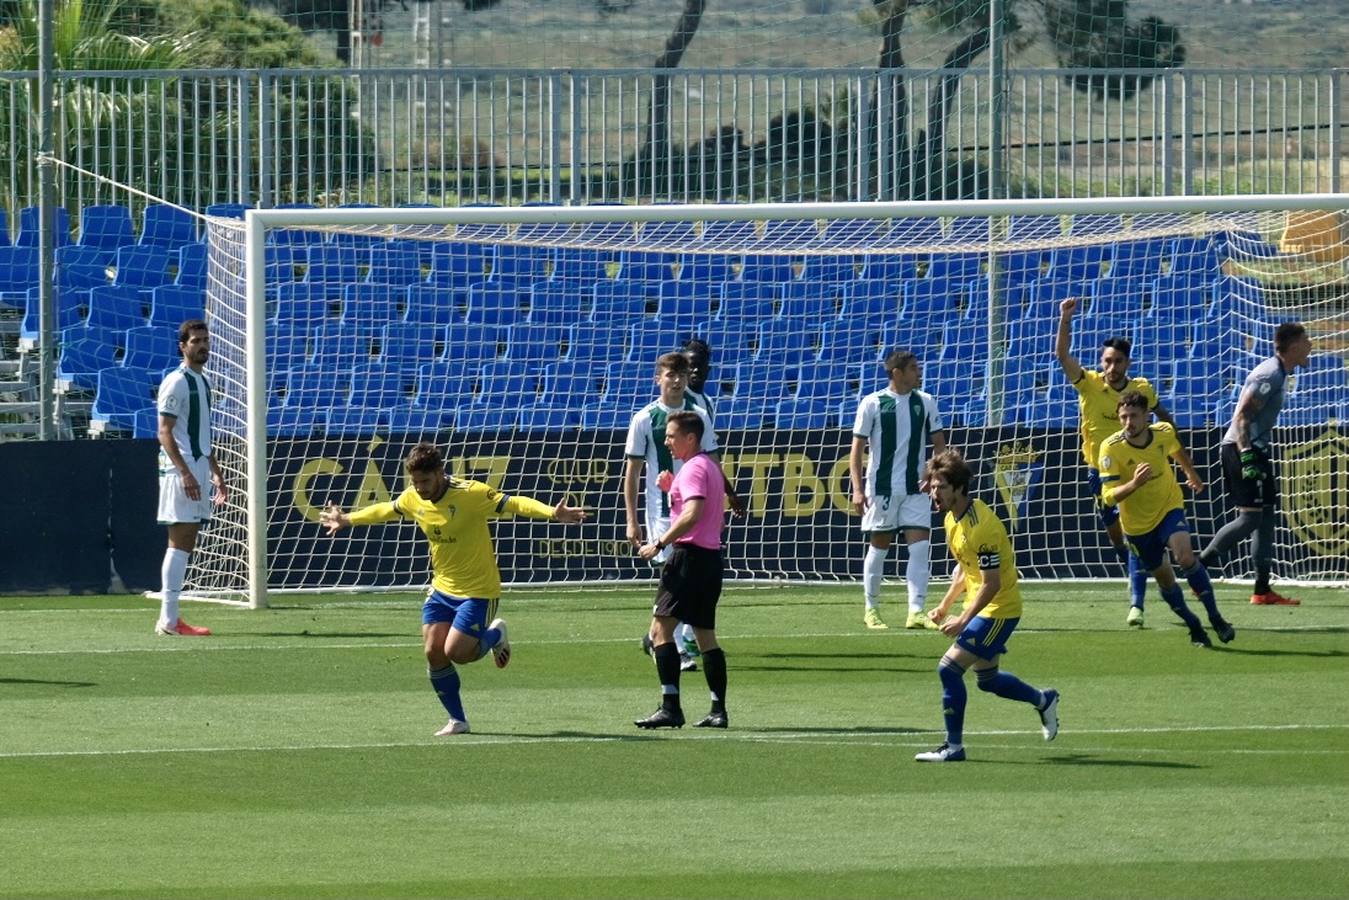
[0,65,1342,215]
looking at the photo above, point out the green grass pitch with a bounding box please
[2,582,1347,899]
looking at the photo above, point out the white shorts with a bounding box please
[646,512,672,565]
[861,492,932,534]
[158,455,214,525]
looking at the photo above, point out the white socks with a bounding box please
[906,540,931,613]
[159,547,189,627]
[863,546,888,609]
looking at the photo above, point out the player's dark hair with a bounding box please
[405,441,444,474]
[655,351,691,376]
[927,448,972,496]
[1274,321,1307,353]
[884,349,917,374]
[667,410,705,442]
[681,338,711,363]
[178,319,208,345]
[1117,390,1149,412]
[1102,336,1132,358]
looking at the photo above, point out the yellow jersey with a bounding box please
[1098,423,1184,535]
[944,498,1022,620]
[1070,369,1158,467]
[347,478,555,598]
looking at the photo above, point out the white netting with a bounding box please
[189,198,1349,604]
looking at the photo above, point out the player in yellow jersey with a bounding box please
[1099,391,1235,648]
[913,449,1059,763]
[321,442,587,736]
[1056,296,1181,628]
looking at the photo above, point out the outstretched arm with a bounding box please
[1055,298,1084,383]
[321,500,401,535]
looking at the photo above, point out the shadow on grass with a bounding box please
[1211,646,1347,658]
[746,725,930,735]
[1043,753,1203,770]
[734,663,933,674]
[0,677,97,688]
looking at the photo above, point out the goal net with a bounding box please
[192,196,1349,607]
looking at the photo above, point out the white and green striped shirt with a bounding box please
[625,398,717,518]
[158,365,213,464]
[853,387,944,498]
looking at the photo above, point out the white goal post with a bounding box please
[196,194,1349,608]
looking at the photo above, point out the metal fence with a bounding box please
[0,65,1344,215]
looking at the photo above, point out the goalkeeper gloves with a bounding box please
[1239,448,1266,481]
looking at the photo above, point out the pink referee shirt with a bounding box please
[669,452,725,550]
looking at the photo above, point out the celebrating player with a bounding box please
[1098,391,1234,647]
[154,319,227,637]
[1055,296,1181,628]
[915,449,1059,763]
[321,442,587,736]
[1199,321,1313,606]
[634,411,731,730]
[849,349,946,630]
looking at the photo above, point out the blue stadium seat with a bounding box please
[568,321,628,364]
[580,405,631,430]
[464,281,526,326]
[1130,319,1190,370]
[274,282,340,325]
[20,288,87,346]
[885,319,938,358]
[428,242,490,286]
[712,396,765,429]
[817,314,888,366]
[1168,235,1223,280]
[380,322,445,369]
[551,248,612,281]
[91,366,157,432]
[858,254,919,283]
[777,280,841,319]
[540,360,602,402]
[840,278,902,319]
[773,397,834,429]
[0,246,39,310]
[56,245,112,290]
[738,254,795,283]
[756,319,819,365]
[518,405,582,431]
[122,325,179,371]
[386,405,454,436]
[174,243,207,290]
[139,204,197,250]
[366,245,425,285]
[324,407,389,437]
[57,338,120,391]
[529,282,592,324]
[602,361,650,406]
[267,405,321,438]
[937,321,982,362]
[1149,274,1208,321]
[404,284,463,326]
[1087,274,1146,319]
[697,321,755,370]
[904,276,960,319]
[793,361,855,403]
[133,406,160,439]
[946,218,989,245]
[505,323,571,361]
[113,244,172,290]
[1046,245,1106,284]
[204,203,250,219]
[476,360,539,407]
[1042,383,1078,426]
[303,245,362,283]
[16,206,72,248]
[728,362,787,406]
[86,285,148,331]
[349,364,415,408]
[927,252,981,282]
[309,324,377,370]
[341,283,400,326]
[455,407,518,432]
[1107,238,1165,278]
[491,244,550,279]
[718,281,776,320]
[269,220,325,248]
[799,254,860,283]
[285,368,352,406]
[416,360,477,406]
[147,284,205,330]
[656,280,716,323]
[444,322,504,364]
[592,280,653,321]
[999,249,1048,286]
[79,204,135,252]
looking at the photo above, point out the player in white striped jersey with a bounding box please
[155,320,228,637]
[850,350,947,630]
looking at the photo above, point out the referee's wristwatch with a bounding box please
[654,539,666,551]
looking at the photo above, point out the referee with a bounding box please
[635,410,730,729]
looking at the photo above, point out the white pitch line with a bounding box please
[1,722,1345,760]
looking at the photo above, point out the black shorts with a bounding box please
[1220,442,1278,509]
[653,545,724,630]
